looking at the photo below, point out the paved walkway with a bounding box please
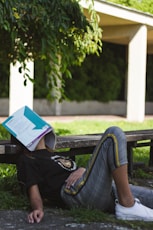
[0,115,125,124]
[0,209,133,230]
[1,115,153,124]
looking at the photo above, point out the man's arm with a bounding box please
[27,184,44,223]
[65,167,86,189]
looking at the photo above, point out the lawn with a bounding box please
[0,118,153,229]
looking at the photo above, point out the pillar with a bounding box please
[127,25,147,122]
[9,61,34,115]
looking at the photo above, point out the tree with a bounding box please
[0,0,102,100]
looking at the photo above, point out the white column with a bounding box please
[9,61,34,115]
[127,25,147,122]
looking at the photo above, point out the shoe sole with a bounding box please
[116,215,153,222]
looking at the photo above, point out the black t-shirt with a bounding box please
[17,149,77,207]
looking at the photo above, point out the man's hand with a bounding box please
[28,209,44,223]
[65,167,86,189]
[28,185,44,223]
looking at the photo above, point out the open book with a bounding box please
[2,106,56,151]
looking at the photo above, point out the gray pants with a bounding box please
[61,126,153,212]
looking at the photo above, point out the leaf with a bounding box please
[19,66,22,73]
[24,79,27,86]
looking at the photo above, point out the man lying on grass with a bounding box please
[17,126,153,223]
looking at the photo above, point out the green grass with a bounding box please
[64,207,153,229]
[52,119,153,135]
[1,119,153,228]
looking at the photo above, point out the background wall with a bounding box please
[0,99,153,116]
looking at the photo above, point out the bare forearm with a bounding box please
[28,185,44,223]
[30,197,43,211]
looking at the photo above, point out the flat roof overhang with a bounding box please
[81,0,153,53]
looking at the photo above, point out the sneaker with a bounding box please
[115,198,153,221]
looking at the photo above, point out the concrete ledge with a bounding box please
[0,98,153,116]
[60,100,126,116]
[0,99,9,116]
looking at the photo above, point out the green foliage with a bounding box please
[64,42,126,101]
[0,125,10,140]
[107,0,153,14]
[133,147,150,165]
[0,60,9,98]
[0,164,16,178]
[76,154,91,167]
[134,168,153,179]
[0,164,28,209]
[34,60,49,98]
[146,55,153,101]
[0,190,28,209]
[0,0,102,100]
[66,207,112,223]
